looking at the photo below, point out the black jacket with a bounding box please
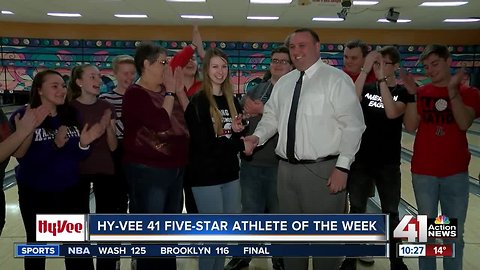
[184,91,245,187]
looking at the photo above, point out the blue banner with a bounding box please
[16,244,61,257]
[15,243,388,257]
[88,214,387,242]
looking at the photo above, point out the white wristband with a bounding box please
[78,141,90,150]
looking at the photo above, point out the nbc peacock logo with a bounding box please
[427,215,457,238]
[434,215,450,225]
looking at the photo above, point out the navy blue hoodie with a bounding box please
[10,106,90,192]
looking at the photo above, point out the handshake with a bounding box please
[242,135,259,156]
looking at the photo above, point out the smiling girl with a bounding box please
[11,69,107,270]
[68,64,118,270]
[185,47,245,270]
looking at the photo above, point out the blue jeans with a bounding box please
[192,180,241,270]
[240,162,279,214]
[125,163,184,214]
[412,172,469,270]
[125,163,184,270]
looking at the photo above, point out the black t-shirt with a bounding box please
[355,83,415,166]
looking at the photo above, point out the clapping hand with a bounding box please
[79,110,110,147]
[163,65,177,94]
[448,67,465,99]
[54,126,69,148]
[399,68,418,95]
[175,67,186,97]
[15,105,49,136]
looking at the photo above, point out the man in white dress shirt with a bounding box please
[243,28,365,270]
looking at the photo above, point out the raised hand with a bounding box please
[32,104,50,127]
[80,123,106,148]
[399,68,418,95]
[163,64,176,94]
[174,67,186,96]
[54,125,69,148]
[100,110,115,135]
[448,68,464,99]
[79,110,110,147]
[363,51,381,74]
[243,135,259,156]
[373,58,385,80]
[99,109,112,129]
[192,25,203,50]
[14,105,46,136]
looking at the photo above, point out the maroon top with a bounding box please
[122,84,189,168]
[71,99,115,175]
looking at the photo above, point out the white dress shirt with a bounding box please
[253,58,366,169]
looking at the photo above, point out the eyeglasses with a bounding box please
[156,59,169,66]
[271,59,291,65]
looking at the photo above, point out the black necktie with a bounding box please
[286,71,304,162]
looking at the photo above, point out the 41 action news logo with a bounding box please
[393,215,457,242]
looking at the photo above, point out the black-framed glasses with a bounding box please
[271,59,291,65]
[156,59,169,66]
[384,62,395,65]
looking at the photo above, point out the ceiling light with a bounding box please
[1,10,14,15]
[247,16,279,20]
[377,18,411,23]
[250,0,292,4]
[114,14,148,18]
[420,2,468,7]
[353,1,378,5]
[166,0,206,2]
[47,12,82,17]
[444,18,480,22]
[181,15,213,19]
[312,17,345,22]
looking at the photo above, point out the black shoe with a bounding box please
[339,258,357,270]
[224,258,251,270]
[272,257,285,270]
[390,261,409,270]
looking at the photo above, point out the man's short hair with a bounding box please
[378,46,401,64]
[418,44,451,64]
[285,28,320,47]
[345,40,369,57]
[112,55,134,72]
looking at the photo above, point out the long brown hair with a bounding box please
[201,48,238,135]
[67,64,95,101]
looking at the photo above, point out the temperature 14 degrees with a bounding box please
[425,244,454,257]
[434,246,446,255]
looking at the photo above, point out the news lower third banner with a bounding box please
[36,214,388,242]
[15,243,388,257]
